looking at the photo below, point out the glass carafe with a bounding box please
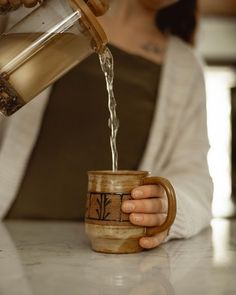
[0,0,108,116]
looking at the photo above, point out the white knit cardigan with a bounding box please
[0,17,213,240]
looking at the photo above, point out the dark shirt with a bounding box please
[6,45,161,220]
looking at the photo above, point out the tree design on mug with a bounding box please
[96,193,112,220]
[86,192,131,222]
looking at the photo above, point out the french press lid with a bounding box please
[84,0,109,16]
[70,0,108,53]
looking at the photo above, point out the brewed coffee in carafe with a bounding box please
[0,0,108,116]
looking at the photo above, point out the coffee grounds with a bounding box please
[0,73,25,116]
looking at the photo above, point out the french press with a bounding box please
[0,0,108,116]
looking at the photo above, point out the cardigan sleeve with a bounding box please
[162,64,213,241]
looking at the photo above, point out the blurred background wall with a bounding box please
[198,0,236,217]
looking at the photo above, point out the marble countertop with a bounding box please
[0,219,236,295]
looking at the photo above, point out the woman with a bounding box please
[0,0,213,249]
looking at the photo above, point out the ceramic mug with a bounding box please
[85,170,176,253]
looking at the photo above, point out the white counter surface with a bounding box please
[0,219,236,295]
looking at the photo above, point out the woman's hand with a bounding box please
[0,0,40,9]
[122,184,169,249]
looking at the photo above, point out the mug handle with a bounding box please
[141,177,177,236]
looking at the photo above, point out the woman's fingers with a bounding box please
[129,212,167,227]
[139,230,168,249]
[8,0,21,8]
[22,0,39,7]
[0,0,39,8]
[0,0,8,6]
[131,184,166,199]
[122,197,168,214]
[121,183,169,250]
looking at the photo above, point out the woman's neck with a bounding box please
[103,0,157,31]
[99,0,168,64]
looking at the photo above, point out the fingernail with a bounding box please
[133,215,143,222]
[141,239,150,248]
[132,189,143,198]
[123,202,135,212]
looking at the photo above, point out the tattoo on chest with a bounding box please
[141,43,164,55]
